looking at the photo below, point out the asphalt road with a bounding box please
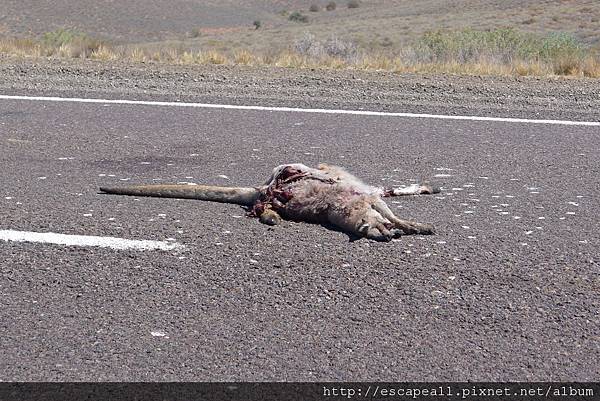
[0,94,598,381]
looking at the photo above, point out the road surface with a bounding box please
[0,90,598,381]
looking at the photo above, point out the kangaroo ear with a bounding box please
[317,163,330,171]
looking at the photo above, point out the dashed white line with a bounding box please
[1,94,599,126]
[0,229,184,251]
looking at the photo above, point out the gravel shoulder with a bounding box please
[1,57,599,121]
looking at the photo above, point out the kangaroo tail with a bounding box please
[99,184,260,206]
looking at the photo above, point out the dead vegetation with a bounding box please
[1,28,599,78]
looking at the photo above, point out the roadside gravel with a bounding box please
[1,56,599,121]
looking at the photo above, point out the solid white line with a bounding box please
[0,229,184,251]
[1,94,598,126]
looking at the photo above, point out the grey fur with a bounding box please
[100,163,438,242]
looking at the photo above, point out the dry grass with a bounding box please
[1,28,599,78]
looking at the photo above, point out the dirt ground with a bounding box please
[1,0,599,53]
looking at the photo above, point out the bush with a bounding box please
[347,0,360,8]
[539,32,584,61]
[42,28,84,46]
[187,28,201,38]
[323,36,357,58]
[309,4,320,12]
[412,28,585,65]
[294,33,357,60]
[326,1,337,10]
[253,20,262,29]
[289,11,309,23]
[42,28,103,58]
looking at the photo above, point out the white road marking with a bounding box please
[1,94,599,126]
[0,229,184,251]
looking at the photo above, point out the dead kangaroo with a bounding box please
[100,163,439,242]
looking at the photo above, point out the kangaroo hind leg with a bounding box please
[372,199,435,235]
[353,208,403,242]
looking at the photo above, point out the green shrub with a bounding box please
[42,28,85,46]
[347,0,360,8]
[309,4,320,12]
[41,28,103,58]
[326,1,337,11]
[413,28,586,64]
[289,11,309,23]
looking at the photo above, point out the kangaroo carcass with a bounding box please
[100,163,439,242]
